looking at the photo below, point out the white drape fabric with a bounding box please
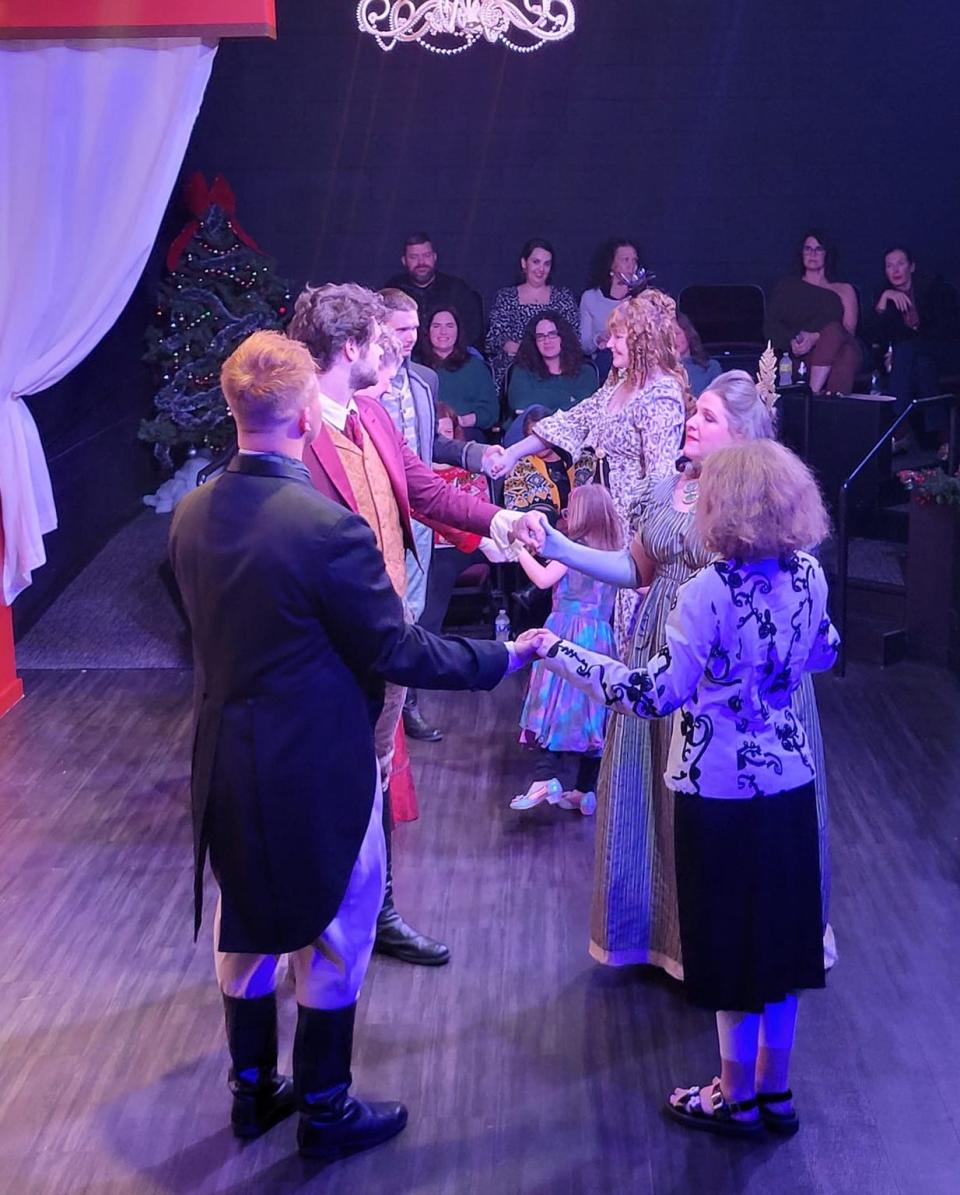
[0,38,217,603]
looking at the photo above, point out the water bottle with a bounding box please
[796,360,808,385]
[494,608,511,642]
[869,369,882,395]
[778,352,793,388]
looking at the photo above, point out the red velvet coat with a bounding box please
[304,396,500,556]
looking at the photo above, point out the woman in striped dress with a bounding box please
[537,370,834,978]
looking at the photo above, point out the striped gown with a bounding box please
[590,473,833,976]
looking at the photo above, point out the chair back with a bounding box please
[678,284,766,352]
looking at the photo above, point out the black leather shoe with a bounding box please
[223,992,297,1139]
[297,1094,408,1161]
[402,690,442,742]
[374,908,451,965]
[375,797,451,965]
[294,1003,408,1162]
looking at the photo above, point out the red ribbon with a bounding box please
[165,172,262,271]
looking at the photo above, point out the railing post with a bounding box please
[836,481,849,677]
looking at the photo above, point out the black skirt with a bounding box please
[674,783,826,1012]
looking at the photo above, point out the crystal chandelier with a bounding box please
[356,1,576,55]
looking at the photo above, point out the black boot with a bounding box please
[374,789,450,966]
[402,688,442,741]
[222,992,296,1139]
[294,1003,407,1161]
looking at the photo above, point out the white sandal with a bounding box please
[509,778,562,810]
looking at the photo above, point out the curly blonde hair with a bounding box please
[606,288,693,413]
[696,440,830,560]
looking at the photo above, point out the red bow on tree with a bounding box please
[165,172,262,271]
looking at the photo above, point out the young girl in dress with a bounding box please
[510,484,622,815]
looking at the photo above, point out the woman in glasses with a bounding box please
[506,311,597,425]
[765,228,861,394]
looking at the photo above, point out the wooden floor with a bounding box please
[1,660,959,1194]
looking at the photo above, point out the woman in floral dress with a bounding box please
[491,288,689,647]
[537,370,834,979]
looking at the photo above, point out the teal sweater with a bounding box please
[435,355,499,430]
[507,363,597,416]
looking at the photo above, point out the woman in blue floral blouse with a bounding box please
[522,439,839,1139]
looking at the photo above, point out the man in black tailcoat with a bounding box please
[169,330,533,1162]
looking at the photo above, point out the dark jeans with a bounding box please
[887,338,960,430]
[532,748,601,793]
[420,547,485,637]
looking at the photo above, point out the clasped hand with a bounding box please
[514,627,560,660]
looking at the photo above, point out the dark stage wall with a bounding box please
[15,0,960,634]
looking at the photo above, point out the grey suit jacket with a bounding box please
[407,361,486,473]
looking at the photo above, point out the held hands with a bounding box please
[515,628,561,659]
[480,443,507,478]
[509,512,547,552]
[487,446,517,480]
[537,516,570,562]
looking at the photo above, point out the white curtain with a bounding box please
[0,38,217,604]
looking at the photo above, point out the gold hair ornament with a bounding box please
[756,341,779,410]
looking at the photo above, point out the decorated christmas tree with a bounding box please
[140,173,292,468]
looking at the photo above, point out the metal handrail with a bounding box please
[835,393,958,675]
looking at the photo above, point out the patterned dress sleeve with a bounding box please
[542,567,720,718]
[554,287,581,336]
[804,559,841,672]
[485,287,515,357]
[533,383,608,457]
[635,385,685,480]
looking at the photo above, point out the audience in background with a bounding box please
[486,238,580,388]
[491,289,689,647]
[765,229,862,394]
[675,313,722,397]
[864,245,960,450]
[579,238,643,355]
[414,307,498,437]
[506,311,596,425]
[385,232,484,349]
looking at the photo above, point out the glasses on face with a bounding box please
[803,245,826,255]
[535,331,561,342]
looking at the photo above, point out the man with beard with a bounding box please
[385,231,484,349]
[288,283,542,968]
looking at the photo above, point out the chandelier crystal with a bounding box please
[356,1,576,55]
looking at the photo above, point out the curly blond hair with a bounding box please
[606,288,693,412]
[696,440,830,560]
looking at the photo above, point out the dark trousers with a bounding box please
[888,338,960,428]
[532,747,601,793]
[420,547,485,637]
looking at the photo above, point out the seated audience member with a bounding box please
[765,229,862,393]
[503,406,594,527]
[414,307,499,437]
[419,405,492,637]
[863,245,960,449]
[385,231,484,348]
[506,311,596,428]
[579,238,643,355]
[676,313,722,397]
[486,238,580,388]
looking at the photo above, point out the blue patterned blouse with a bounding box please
[543,552,840,798]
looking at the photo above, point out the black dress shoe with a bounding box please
[223,992,297,1139]
[374,909,451,965]
[294,1003,408,1162]
[298,1094,408,1161]
[402,689,442,741]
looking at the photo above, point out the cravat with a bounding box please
[344,410,364,449]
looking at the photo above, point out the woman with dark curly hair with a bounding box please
[413,307,499,434]
[506,311,597,421]
[579,237,643,355]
